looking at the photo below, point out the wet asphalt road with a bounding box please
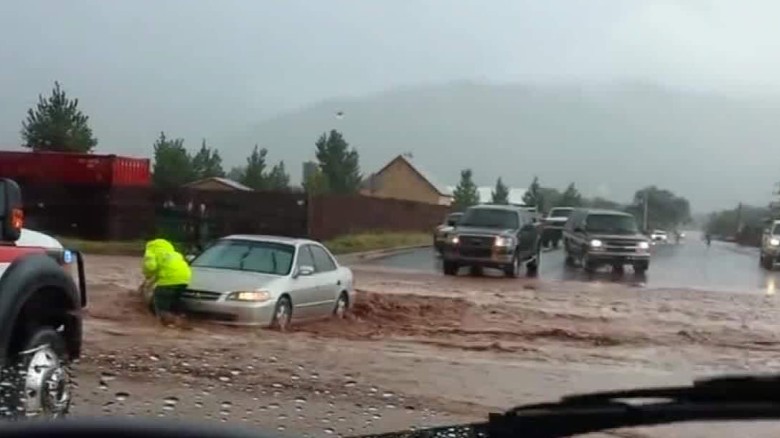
[368,232,780,294]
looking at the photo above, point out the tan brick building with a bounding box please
[361,155,452,206]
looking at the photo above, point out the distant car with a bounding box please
[562,209,651,274]
[541,207,575,248]
[433,212,463,254]
[440,204,541,278]
[650,229,669,243]
[180,235,355,330]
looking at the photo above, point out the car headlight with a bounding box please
[771,238,780,247]
[638,241,650,250]
[494,236,514,247]
[589,239,603,248]
[449,235,460,244]
[228,290,272,302]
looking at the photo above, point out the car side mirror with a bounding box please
[446,220,457,226]
[294,265,315,278]
[0,178,23,242]
[185,254,196,263]
[573,227,584,233]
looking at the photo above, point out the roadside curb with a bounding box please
[336,244,431,265]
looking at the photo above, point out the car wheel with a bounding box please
[504,253,521,278]
[634,262,649,275]
[333,292,349,319]
[582,254,597,273]
[443,261,458,276]
[270,296,292,331]
[762,255,773,270]
[3,327,71,419]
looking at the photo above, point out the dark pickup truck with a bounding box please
[440,204,541,278]
[0,178,86,419]
[562,208,651,274]
[541,207,574,248]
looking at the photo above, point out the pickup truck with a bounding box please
[541,207,574,248]
[0,178,86,418]
[563,209,651,274]
[440,204,541,278]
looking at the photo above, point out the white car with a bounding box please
[180,235,355,329]
[650,230,669,243]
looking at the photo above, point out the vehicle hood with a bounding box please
[454,226,514,236]
[590,233,648,241]
[189,267,285,292]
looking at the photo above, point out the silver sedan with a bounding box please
[179,235,355,330]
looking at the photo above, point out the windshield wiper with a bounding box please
[354,374,780,438]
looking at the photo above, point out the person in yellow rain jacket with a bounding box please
[142,238,192,323]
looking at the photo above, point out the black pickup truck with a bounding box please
[440,204,541,278]
[0,178,86,418]
[562,208,651,274]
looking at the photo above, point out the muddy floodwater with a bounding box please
[70,253,780,437]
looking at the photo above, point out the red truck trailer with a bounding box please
[0,151,150,186]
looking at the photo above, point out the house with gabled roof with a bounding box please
[360,154,453,206]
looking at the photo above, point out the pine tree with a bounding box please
[191,139,225,179]
[314,130,362,194]
[453,169,480,210]
[558,182,583,207]
[21,81,98,152]
[152,132,194,188]
[522,176,544,209]
[267,161,290,191]
[240,145,268,190]
[491,177,510,204]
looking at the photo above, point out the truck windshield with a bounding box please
[459,208,519,229]
[585,214,639,234]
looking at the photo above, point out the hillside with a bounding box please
[224,81,780,211]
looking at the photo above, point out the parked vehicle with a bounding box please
[433,212,463,254]
[179,235,354,329]
[541,207,574,248]
[760,220,780,270]
[563,209,651,274]
[439,204,541,278]
[0,178,87,418]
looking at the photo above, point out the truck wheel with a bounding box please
[469,266,483,277]
[504,253,521,278]
[565,251,575,267]
[443,261,459,276]
[4,327,71,419]
[526,248,540,277]
[762,255,773,270]
[582,254,597,273]
[553,239,560,249]
[634,262,649,275]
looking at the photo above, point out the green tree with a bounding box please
[522,176,544,209]
[191,139,225,179]
[240,145,268,190]
[453,169,480,210]
[557,183,583,207]
[585,196,622,210]
[626,186,692,231]
[491,177,509,204]
[314,130,362,194]
[152,132,194,189]
[538,187,562,213]
[267,161,290,191]
[21,81,98,152]
[303,166,329,195]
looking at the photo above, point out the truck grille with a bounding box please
[181,289,222,301]
[603,239,644,253]
[459,235,495,247]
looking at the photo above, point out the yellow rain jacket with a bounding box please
[142,239,192,287]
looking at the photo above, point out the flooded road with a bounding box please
[370,232,778,294]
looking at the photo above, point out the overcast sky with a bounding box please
[1,1,778,209]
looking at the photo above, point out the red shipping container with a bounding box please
[0,150,151,187]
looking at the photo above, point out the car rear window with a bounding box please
[549,208,573,218]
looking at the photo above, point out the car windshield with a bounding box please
[191,239,295,275]
[549,208,573,218]
[585,214,639,234]
[459,208,519,229]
